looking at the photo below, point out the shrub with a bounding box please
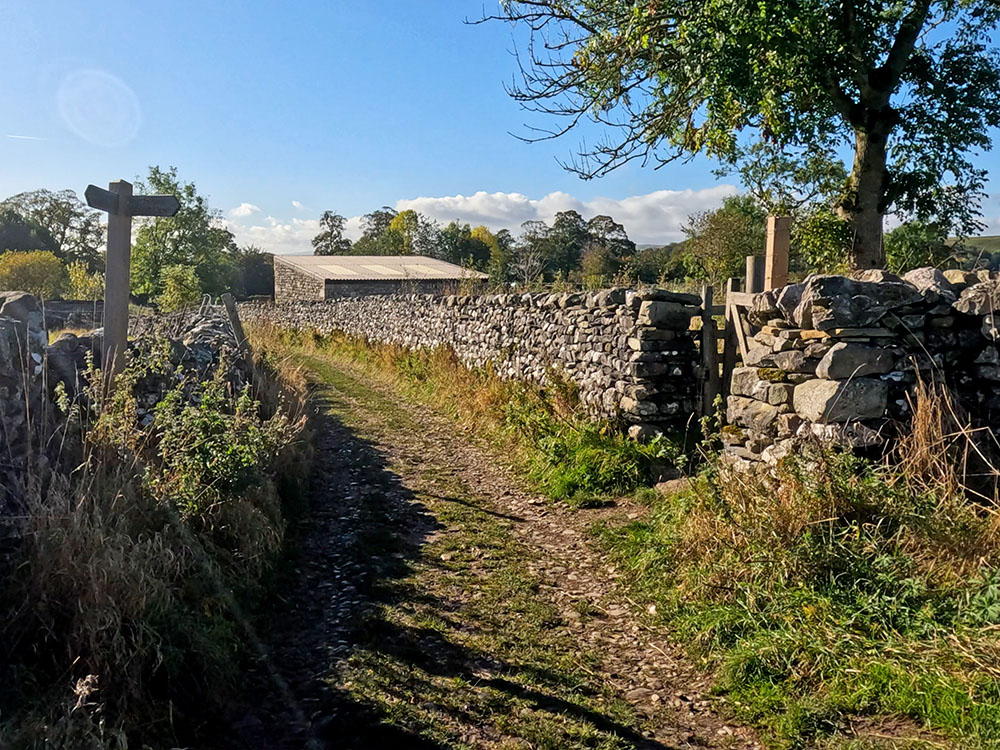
[0,250,66,298]
[66,261,104,300]
[156,264,201,311]
[885,220,954,273]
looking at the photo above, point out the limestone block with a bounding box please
[943,269,978,290]
[636,300,698,327]
[730,367,762,397]
[798,421,885,447]
[636,289,701,305]
[727,396,780,434]
[791,275,921,330]
[954,280,1000,316]
[902,267,957,301]
[815,342,895,380]
[793,378,888,422]
[771,350,819,373]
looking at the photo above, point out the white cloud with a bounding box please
[291,200,304,210]
[225,186,737,254]
[397,186,738,245]
[229,202,261,218]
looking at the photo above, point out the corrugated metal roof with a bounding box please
[275,254,488,281]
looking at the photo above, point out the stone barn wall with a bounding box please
[239,289,703,432]
[724,269,1000,463]
[274,260,325,303]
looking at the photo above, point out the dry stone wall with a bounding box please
[724,268,1000,463]
[239,289,703,434]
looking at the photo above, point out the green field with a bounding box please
[964,235,1000,252]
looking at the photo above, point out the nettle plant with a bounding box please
[152,369,291,516]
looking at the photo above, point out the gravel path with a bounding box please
[218,352,759,750]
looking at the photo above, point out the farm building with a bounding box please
[273,255,488,302]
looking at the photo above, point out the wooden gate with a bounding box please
[699,216,791,415]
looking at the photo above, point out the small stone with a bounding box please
[727,396,781,434]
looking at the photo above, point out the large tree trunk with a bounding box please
[838,126,889,270]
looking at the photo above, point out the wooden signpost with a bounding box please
[85,180,180,379]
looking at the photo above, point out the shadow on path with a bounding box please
[199,366,684,749]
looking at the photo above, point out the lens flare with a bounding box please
[57,69,141,147]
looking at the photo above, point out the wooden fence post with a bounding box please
[764,215,791,291]
[221,292,251,368]
[746,255,765,293]
[701,285,721,416]
[722,277,740,400]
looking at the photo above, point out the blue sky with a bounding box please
[1,1,998,252]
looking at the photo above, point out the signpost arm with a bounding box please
[104,180,133,379]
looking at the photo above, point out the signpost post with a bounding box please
[85,180,180,379]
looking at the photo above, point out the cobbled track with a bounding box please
[218,351,759,750]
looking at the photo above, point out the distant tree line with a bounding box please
[0,167,273,308]
[311,206,674,287]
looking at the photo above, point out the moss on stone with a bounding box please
[756,367,787,383]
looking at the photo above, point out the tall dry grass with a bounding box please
[0,338,310,748]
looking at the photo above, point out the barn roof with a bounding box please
[275,254,488,281]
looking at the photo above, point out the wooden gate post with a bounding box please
[221,292,252,369]
[722,277,740,399]
[745,255,765,293]
[701,285,721,416]
[764,216,791,291]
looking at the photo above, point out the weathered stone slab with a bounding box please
[793,378,888,422]
[954,280,1000,316]
[771,350,819,373]
[903,267,957,301]
[637,300,698,327]
[637,289,701,305]
[792,275,922,330]
[815,343,895,380]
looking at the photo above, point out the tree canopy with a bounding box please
[0,209,58,256]
[0,189,103,269]
[487,1,1000,269]
[312,211,353,255]
[130,166,236,300]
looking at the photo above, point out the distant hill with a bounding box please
[963,236,1000,253]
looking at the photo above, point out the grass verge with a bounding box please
[597,405,1000,748]
[249,324,691,506]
